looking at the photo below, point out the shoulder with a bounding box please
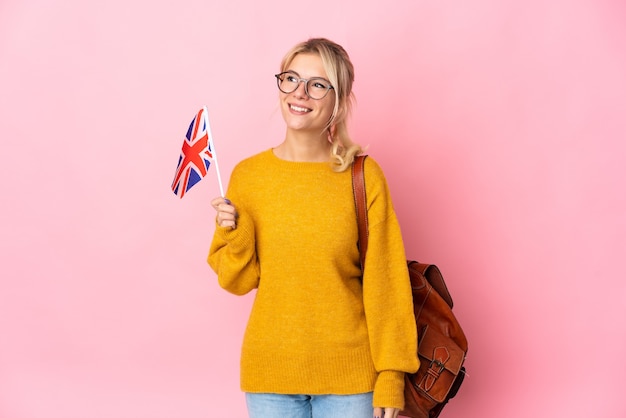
[226,150,274,197]
[362,155,384,174]
[359,155,389,191]
[229,149,276,183]
[357,155,397,220]
[232,149,273,173]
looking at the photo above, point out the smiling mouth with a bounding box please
[289,104,311,113]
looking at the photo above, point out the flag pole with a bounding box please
[203,105,225,197]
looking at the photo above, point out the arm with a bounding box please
[207,178,261,295]
[360,159,419,410]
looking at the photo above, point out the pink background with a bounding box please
[1,0,625,417]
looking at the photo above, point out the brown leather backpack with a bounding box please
[352,156,468,418]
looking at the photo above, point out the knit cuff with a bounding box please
[215,212,254,251]
[373,370,406,410]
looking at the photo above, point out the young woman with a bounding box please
[208,38,418,418]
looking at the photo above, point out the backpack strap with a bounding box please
[352,155,369,270]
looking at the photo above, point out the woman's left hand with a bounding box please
[373,407,400,418]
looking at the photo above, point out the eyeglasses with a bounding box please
[274,71,334,100]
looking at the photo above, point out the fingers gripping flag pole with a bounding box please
[171,106,225,198]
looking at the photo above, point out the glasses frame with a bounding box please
[274,71,335,100]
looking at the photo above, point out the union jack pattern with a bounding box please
[171,108,213,198]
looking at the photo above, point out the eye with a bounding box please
[310,79,331,90]
[285,74,299,83]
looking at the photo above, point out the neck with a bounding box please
[274,129,331,162]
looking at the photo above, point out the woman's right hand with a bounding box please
[211,197,238,229]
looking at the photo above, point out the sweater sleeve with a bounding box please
[361,158,420,409]
[207,166,260,295]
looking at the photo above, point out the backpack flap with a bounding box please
[409,261,454,308]
[411,324,466,403]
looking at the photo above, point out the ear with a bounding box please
[327,124,337,141]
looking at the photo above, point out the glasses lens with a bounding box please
[306,78,332,99]
[277,73,299,94]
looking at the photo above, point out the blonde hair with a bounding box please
[280,38,362,172]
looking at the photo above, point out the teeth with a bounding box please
[290,105,310,112]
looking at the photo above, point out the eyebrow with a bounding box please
[284,69,331,82]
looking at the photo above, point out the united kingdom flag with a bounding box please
[171,108,213,198]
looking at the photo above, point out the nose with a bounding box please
[293,80,308,99]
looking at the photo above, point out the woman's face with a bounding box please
[279,53,336,135]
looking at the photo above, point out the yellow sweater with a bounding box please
[208,149,419,409]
